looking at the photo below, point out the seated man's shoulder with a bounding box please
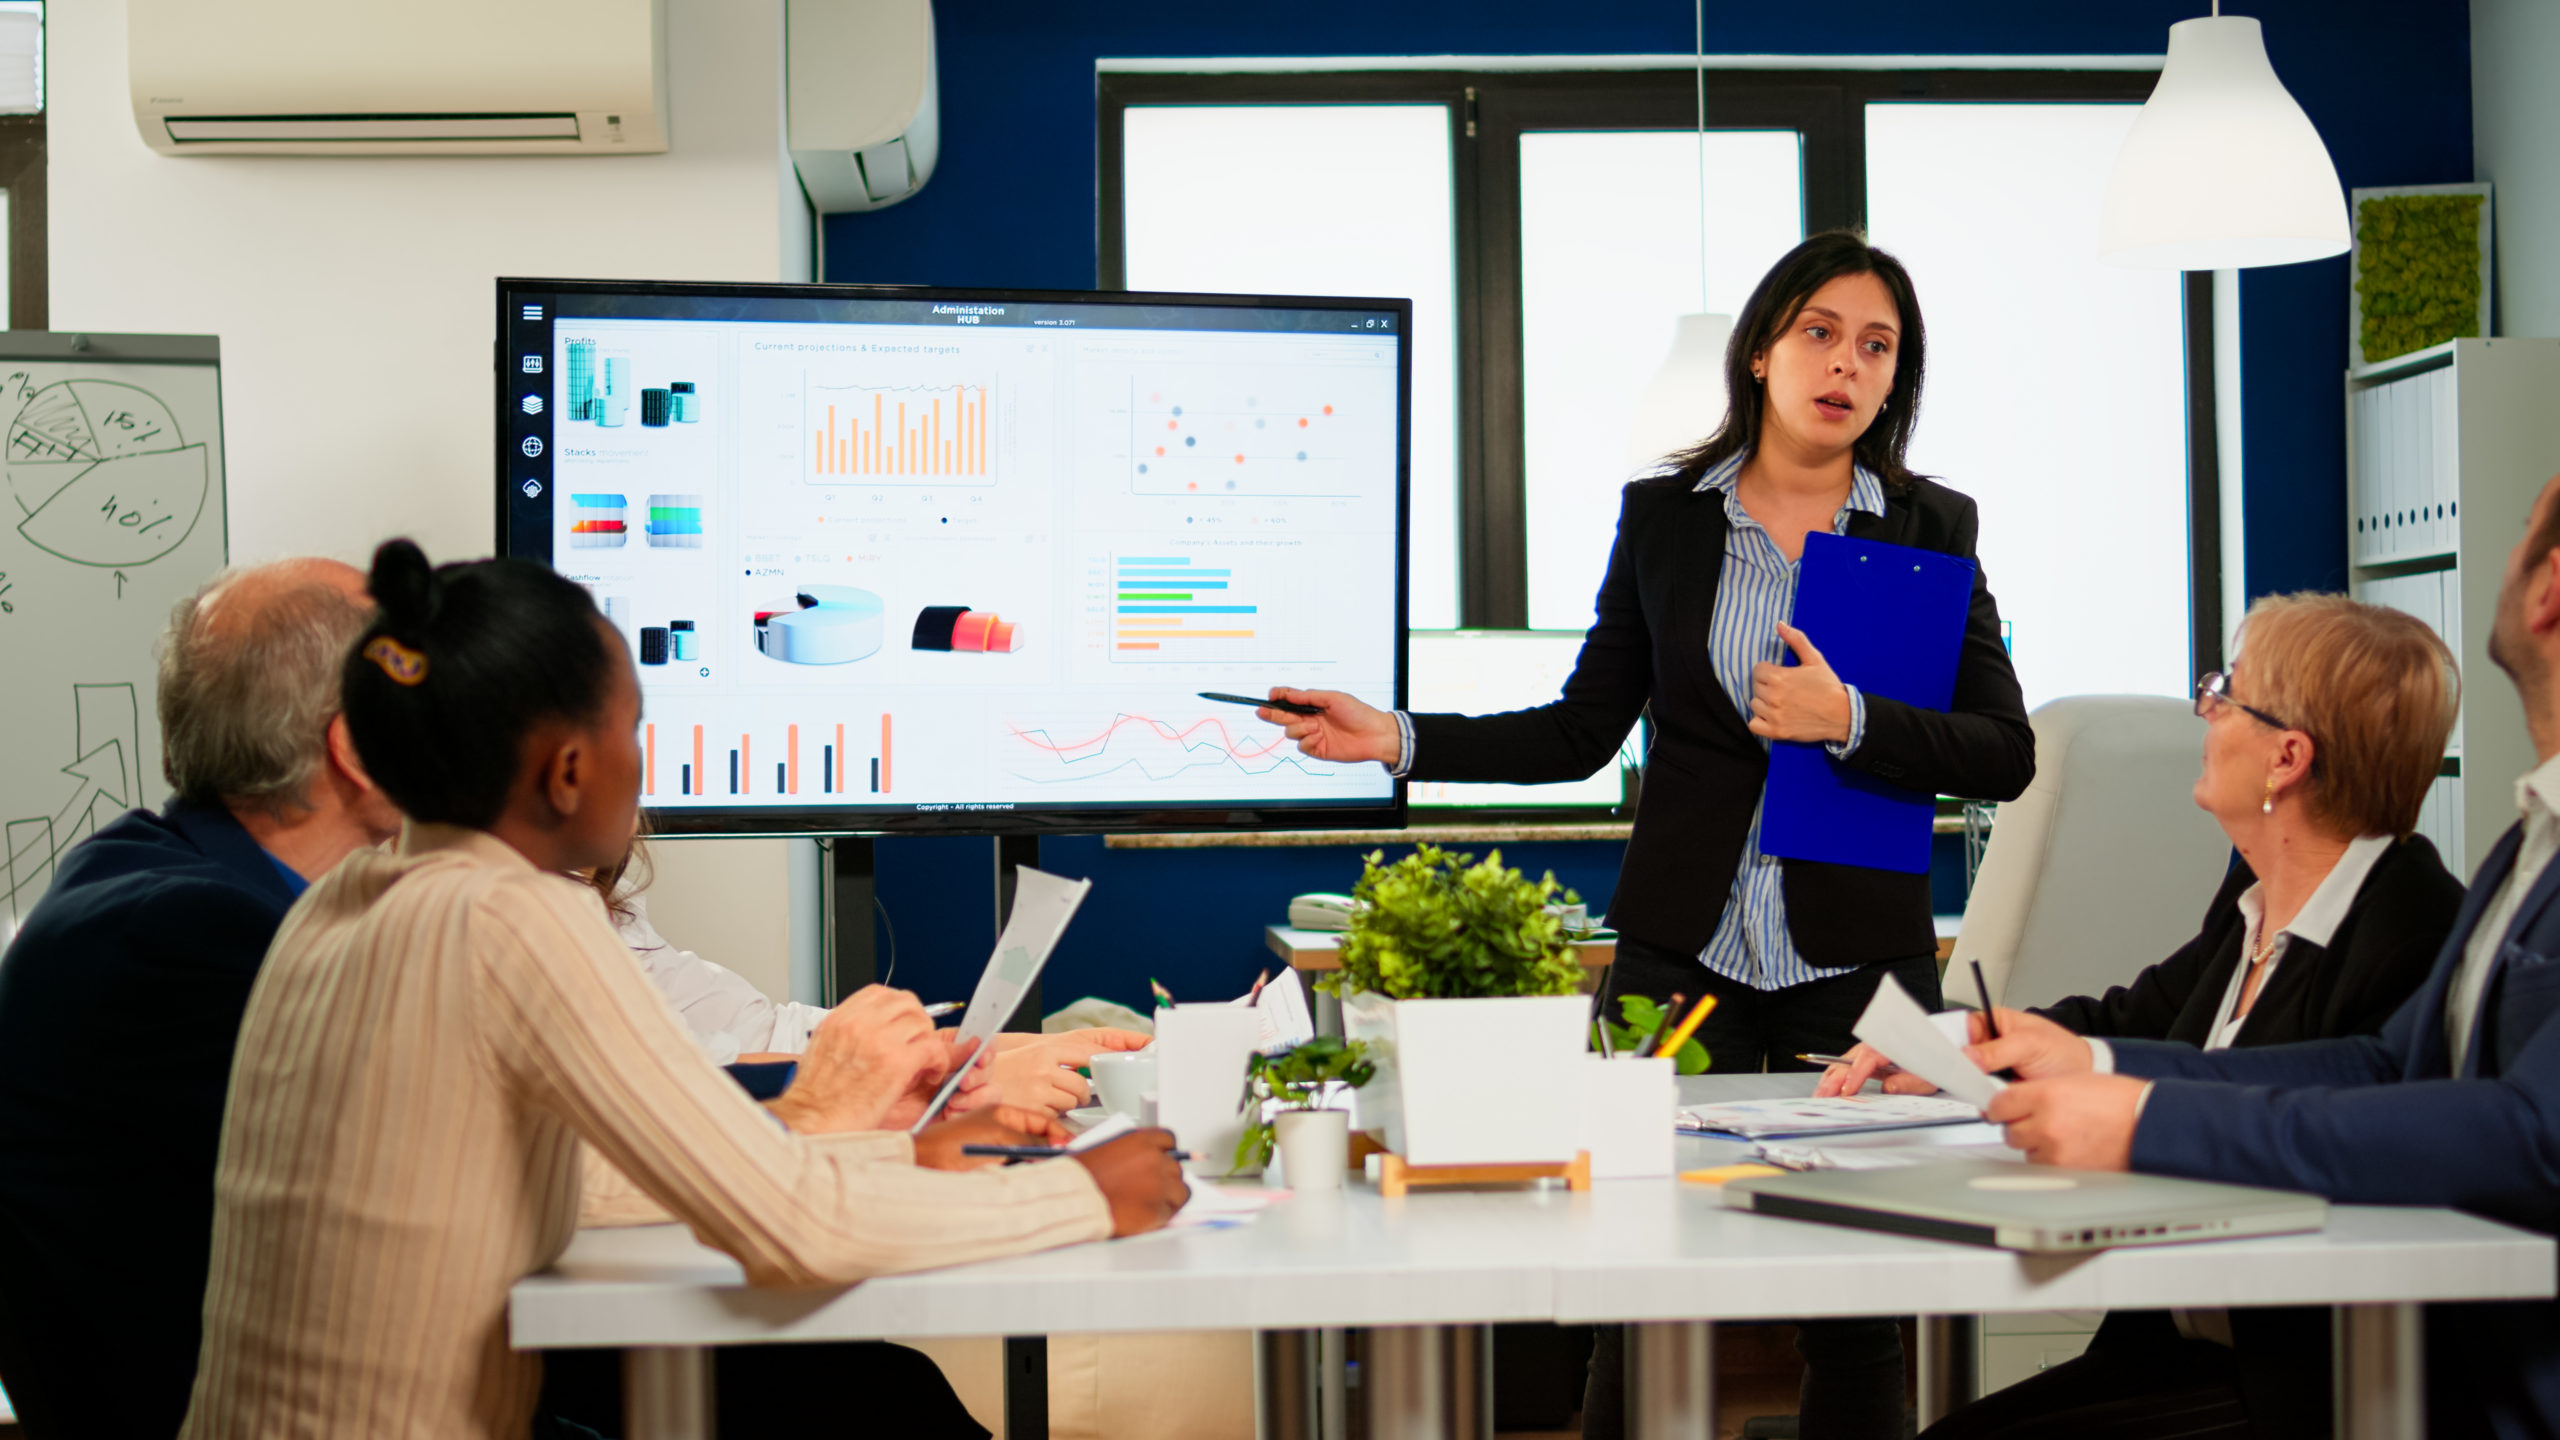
[11,808,291,964]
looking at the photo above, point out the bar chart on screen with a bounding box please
[643,713,898,802]
[1086,547,1346,666]
[805,379,995,485]
[997,705,1354,798]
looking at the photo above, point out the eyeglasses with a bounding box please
[2194,670,2292,731]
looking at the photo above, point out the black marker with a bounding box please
[1199,691,1324,717]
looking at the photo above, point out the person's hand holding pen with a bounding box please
[1965,1008,2100,1080]
[1813,1042,1940,1097]
[1071,1130,1193,1237]
[770,985,952,1135]
[1257,687,1401,765]
[912,1106,1072,1171]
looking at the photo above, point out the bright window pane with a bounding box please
[1519,130,1804,629]
[1122,105,1458,628]
[1866,104,2190,710]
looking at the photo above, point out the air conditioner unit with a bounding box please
[786,0,939,212]
[129,0,668,156]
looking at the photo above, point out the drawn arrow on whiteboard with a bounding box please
[54,739,127,838]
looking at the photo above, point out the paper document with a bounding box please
[1851,973,2007,1108]
[1755,1121,2021,1172]
[1169,1181,1271,1229]
[1677,1094,1983,1139]
[910,866,1094,1132]
[1254,968,1316,1051]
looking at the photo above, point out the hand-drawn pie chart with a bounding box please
[6,381,209,568]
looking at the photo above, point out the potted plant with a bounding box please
[1313,845,1591,1166]
[1232,1036,1377,1190]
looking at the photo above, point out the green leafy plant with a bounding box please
[1319,845,1585,1000]
[2355,192,2485,363]
[1598,994,1711,1076]
[1232,1036,1378,1173]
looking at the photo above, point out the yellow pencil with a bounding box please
[1656,993,1718,1057]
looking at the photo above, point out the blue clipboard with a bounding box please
[1759,531,1975,874]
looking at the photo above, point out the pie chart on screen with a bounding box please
[6,379,210,568]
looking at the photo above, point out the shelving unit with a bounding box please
[2346,337,2560,872]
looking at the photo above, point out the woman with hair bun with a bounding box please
[179,540,1190,1440]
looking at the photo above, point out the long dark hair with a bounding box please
[342,539,618,829]
[1663,229,1929,491]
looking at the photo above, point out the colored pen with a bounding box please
[1150,978,1176,1009]
[923,1001,964,1019]
[1656,993,1718,1059]
[1636,993,1684,1058]
[1198,691,1325,717]
[962,1144,1191,1162]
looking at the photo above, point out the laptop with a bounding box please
[1721,1160,2327,1254]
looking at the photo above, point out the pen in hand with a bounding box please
[962,1144,1192,1162]
[1971,959,2019,1082]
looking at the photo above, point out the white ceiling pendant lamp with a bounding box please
[1628,0,1733,465]
[2099,6,2349,269]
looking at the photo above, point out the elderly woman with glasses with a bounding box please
[1820,591,2467,1440]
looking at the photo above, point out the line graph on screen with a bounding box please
[1002,710,1338,789]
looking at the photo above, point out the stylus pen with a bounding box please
[961,1144,1192,1162]
[1796,1053,1856,1068]
[1198,691,1325,717]
[923,1001,964,1019]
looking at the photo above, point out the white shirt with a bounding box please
[613,887,828,1064]
[2202,833,2396,1051]
[2446,752,2560,1073]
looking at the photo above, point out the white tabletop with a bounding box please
[510,1074,2557,1350]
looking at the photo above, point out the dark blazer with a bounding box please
[1409,472,2034,965]
[0,801,299,1440]
[2032,834,2465,1440]
[2039,835,2464,1051]
[2112,822,2560,1440]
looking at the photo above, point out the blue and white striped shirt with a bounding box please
[1691,453,1883,992]
[1388,453,1884,992]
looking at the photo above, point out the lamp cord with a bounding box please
[1695,0,1709,311]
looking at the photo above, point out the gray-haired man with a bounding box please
[0,559,394,1440]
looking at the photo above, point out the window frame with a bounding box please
[1098,65,2224,676]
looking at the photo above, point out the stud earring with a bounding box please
[2262,776,2278,815]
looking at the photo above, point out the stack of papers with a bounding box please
[1851,974,2005,1107]
[1678,1094,1983,1139]
[1755,1121,2021,1172]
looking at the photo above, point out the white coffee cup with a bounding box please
[1089,1052,1158,1120]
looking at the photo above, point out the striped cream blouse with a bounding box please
[180,823,1109,1440]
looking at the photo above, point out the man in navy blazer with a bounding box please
[1984,474,2560,1439]
[0,560,391,1440]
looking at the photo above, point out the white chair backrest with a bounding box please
[1956,695,2234,1012]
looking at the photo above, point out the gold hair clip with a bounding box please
[363,635,428,686]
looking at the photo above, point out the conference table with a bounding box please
[510,1076,2555,1440]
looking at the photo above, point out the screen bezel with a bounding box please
[496,277,1410,839]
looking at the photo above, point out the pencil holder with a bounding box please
[1580,1056,1676,1179]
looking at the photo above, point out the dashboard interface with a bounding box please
[498,283,1409,833]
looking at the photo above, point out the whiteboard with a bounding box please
[0,333,226,942]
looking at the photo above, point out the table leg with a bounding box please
[1320,1327,1349,1440]
[1258,1329,1320,1440]
[1915,1315,1980,1427]
[1361,1324,1491,1440]
[2335,1303,2424,1440]
[1004,1334,1048,1440]
[622,1345,713,1440]
[1626,1321,1714,1439]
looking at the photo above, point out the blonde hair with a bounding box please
[2234,592,2459,838]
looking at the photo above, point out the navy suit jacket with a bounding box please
[0,801,299,1440]
[2110,821,2560,1439]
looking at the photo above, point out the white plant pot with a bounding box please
[1342,991,1588,1166]
[1273,1109,1351,1191]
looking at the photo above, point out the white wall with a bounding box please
[48,0,816,1001]
[2474,0,2560,338]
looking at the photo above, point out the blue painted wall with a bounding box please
[842,0,2474,1012]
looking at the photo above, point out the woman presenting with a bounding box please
[1264,230,2035,1440]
